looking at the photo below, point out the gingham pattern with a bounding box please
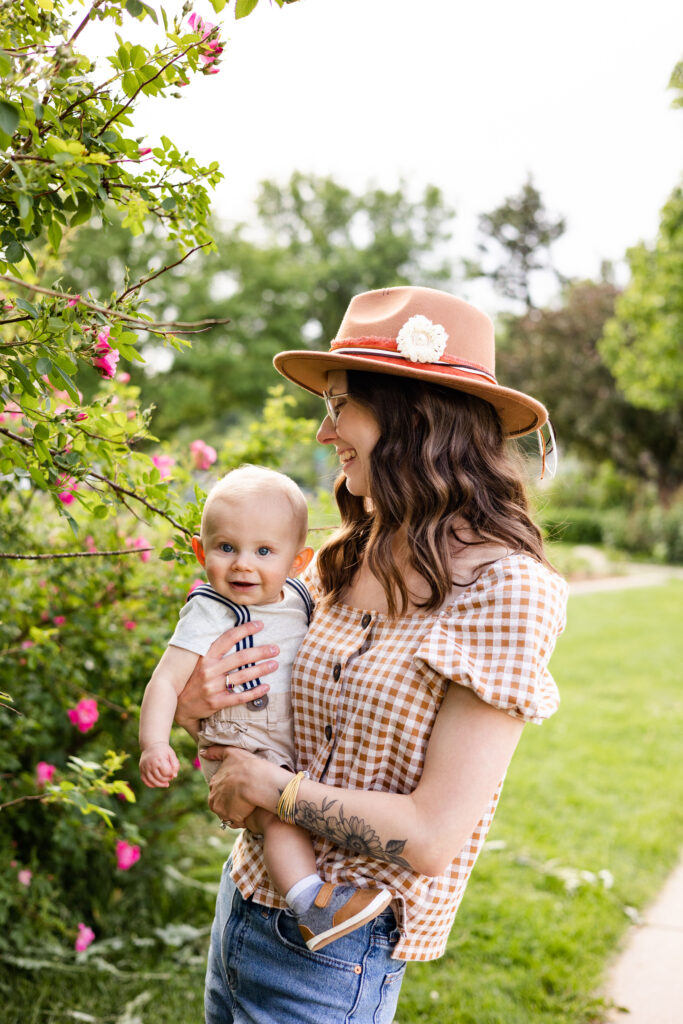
[231,553,568,961]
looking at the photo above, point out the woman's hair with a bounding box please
[316,370,552,617]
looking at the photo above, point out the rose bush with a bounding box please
[0,391,320,955]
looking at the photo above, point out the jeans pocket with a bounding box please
[373,961,406,1024]
[272,908,365,973]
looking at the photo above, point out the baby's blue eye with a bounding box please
[220,543,233,553]
[257,546,270,556]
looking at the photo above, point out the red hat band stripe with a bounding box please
[329,337,498,385]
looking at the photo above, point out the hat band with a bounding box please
[329,336,498,385]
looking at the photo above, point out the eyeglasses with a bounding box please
[322,390,350,427]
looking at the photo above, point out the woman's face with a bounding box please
[316,370,381,497]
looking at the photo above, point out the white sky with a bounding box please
[108,0,683,310]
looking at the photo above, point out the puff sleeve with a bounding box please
[414,555,568,723]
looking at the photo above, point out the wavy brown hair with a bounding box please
[317,370,553,617]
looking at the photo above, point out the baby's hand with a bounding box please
[139,742,180,788]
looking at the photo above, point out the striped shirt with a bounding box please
[230,552,568,961]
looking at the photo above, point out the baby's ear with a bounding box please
[191,536,206,567]
[290,546,314,576]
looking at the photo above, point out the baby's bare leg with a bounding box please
[250,807,318,896]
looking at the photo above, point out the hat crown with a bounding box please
[336,287,495,374]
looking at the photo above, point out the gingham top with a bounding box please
[230,552,568,961]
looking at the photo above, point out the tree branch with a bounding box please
[97,39,200,137]
[0,548,154,560]
[0,427,191,536]
[1,274,230,331]
[117,243,209,302]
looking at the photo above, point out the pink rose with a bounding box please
[189,439,217,470]
[95,326,111,351]
[36,761,56,785]
[56,474,78,504]
[67,295,81,307]
[117,371,131,383]
[152,454,175,480]
[123,620,137,630]
[53,615,66,626]
[67,698,99,733]
[75,923,95,952]
[116,840,141,871]
[139,147,152,156]
[18,869,32,886]
[93,349,120,379]
[193,757,202,769]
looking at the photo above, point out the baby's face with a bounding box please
[201,491,303,606]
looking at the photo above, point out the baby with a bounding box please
[138,465,391,950]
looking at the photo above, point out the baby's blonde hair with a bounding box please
[201,465,309,547]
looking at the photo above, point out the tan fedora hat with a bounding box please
[273,286,547,437]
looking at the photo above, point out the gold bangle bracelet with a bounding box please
[276,770,308,825]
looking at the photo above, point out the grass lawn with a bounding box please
[4,581,683,1023]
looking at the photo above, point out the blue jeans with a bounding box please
[205,860,406,1023]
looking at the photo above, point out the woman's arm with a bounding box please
[207,682,524,877]
[174,620,280,739]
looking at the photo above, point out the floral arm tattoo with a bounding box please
[292,795,411,869]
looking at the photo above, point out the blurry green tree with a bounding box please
[599,184,683,413]
[497,280,683,499]
[59,173,456,436]
[464,175,566,311]
[598,62,682,413]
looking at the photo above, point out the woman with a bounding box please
[176,287,568,1023]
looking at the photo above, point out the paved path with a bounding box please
[567,562,683,1021]
[569,563,683,596]
[602,854,683,1023]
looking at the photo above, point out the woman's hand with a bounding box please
[205,746,290,828]
[174,621,279,735]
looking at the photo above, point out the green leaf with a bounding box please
[139,1,158,23]
[48,218,62,253]
[14,297,38,317]
[159,548,174,561]
[18,193,32,221]
[122,71,139,97]
[34,438,50,462]
[125,0,144,16]
[130,45,146,68]
[161,196,176,211]
[235,0,259,17]
[33,101,44,120]
[70,198,92,227]
[36,357,52,375]
[5,240,24,264]
[0,53,11,77]
[0,100,20,138]
[33,422,50,440]
[51,365,80,403]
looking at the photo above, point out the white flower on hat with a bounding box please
[395,315,448,363]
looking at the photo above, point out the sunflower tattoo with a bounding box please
[294,796,410,868]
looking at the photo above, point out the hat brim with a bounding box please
[273,349,547,438]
